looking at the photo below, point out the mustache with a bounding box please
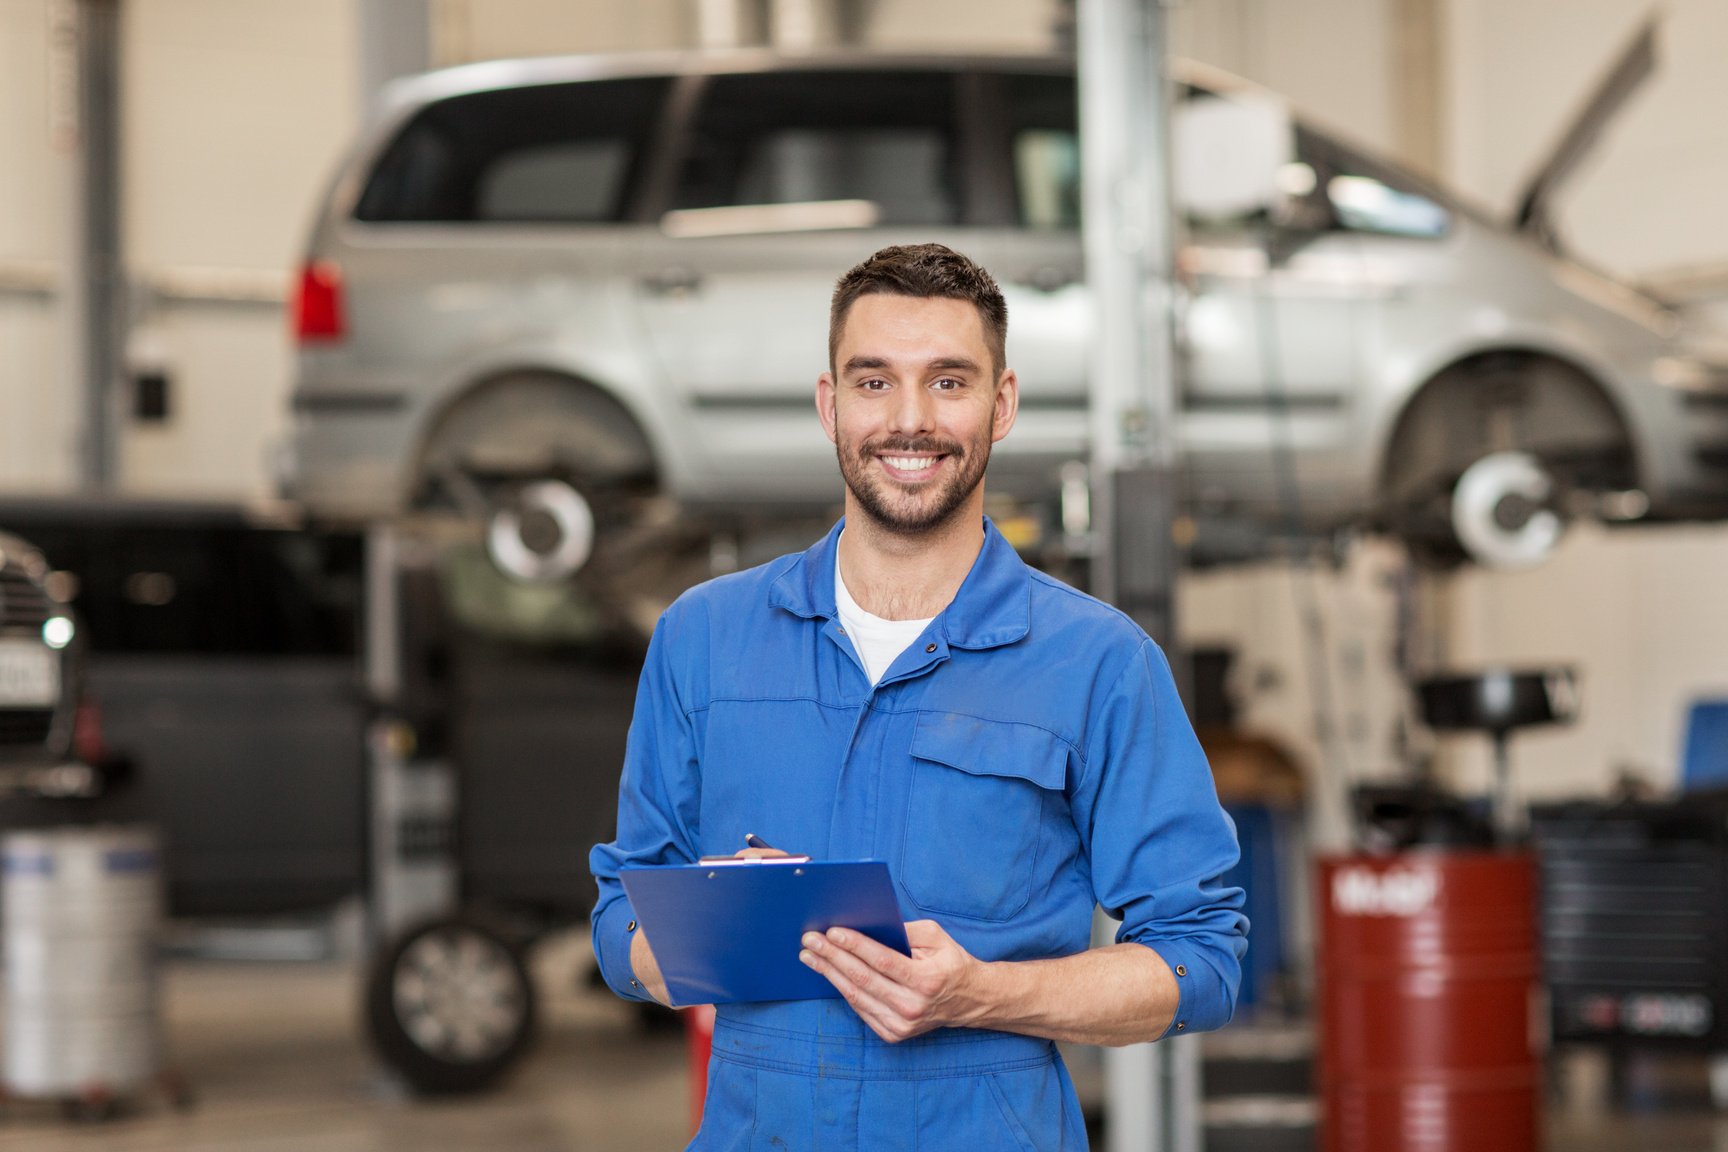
[859,436,964,457]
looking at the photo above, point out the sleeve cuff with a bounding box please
[592,894,655,1003]
[1133,936,1238,1038]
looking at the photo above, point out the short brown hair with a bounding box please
[828,244,1009,377]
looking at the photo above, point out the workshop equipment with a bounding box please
[1416,668,1577,837]
[1530,801,1728,1051]
[2,825,163,1109]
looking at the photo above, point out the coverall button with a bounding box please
[837,627,846,636]
[627,920,637,932]
[925,643,937,653]
[1174,964,1187,977]
[1175,1021,1186,1031]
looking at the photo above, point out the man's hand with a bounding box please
[799,919,985,1043]
[803,926,1182,1047]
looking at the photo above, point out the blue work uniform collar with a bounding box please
[768,516,1032,651]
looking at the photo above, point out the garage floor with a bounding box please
[1,942,1724,1151]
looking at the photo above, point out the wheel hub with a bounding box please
[394,930,524,1062]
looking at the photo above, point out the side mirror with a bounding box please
[1173,94,1295,221]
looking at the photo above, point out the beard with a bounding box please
[836,432,991,536]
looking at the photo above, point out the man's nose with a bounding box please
[887,384,935,436]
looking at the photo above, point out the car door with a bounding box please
[631,65,1088,512]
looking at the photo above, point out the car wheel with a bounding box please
[1450,451,1566,569]
[1380,353,1633,569]
[364,915,537,1095]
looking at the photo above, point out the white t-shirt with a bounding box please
[835,555,935,686]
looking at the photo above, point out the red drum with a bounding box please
[683,1004,716,1134]
[1317,851,1541,1152]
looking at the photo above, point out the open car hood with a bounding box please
[1515,15,1659,251]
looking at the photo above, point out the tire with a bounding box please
[364,915,537,1095]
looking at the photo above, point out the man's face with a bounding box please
[817,293,1018,536]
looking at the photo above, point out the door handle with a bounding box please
[641,267,703,297]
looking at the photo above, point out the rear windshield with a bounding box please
[355,76,671,224]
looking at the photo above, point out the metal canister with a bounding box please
[3,826,162,1097]
[1317,850,1541,1152]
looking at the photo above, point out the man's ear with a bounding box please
[991,368,1020,444]
[817,371,839,445]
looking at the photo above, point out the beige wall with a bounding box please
[861,0,1055,51]
[1172,0,1399,157]
[0,0,80,492]
[432,0,693,64]
[118,0,358,499]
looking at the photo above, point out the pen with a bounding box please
[744,833,776,851]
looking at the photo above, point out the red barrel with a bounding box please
[683,1004,716,1135]
[1317,851,1541,1152]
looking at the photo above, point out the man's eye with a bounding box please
[931,377,963,391]
[861,378,890,391]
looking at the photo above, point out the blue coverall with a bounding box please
[591,519,1247,1150]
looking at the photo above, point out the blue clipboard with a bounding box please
[618,860,910,1006]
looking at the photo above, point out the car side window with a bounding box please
[1001,73,1080,230]
[673,71,961,226]
[355,77,671,224]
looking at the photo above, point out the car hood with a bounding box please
[1514,16,1658,251]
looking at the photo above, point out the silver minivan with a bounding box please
[286,43,1728,590]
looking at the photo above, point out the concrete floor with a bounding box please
[2,939,1725,1151]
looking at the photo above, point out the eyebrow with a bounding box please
[841,355,983,375]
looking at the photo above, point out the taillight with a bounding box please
[73,695,105,766]
[293,260,346,343]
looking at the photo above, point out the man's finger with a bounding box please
[734,847,789,859]
[819,926,917,982]
[801,930,907,1004]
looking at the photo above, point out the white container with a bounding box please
[3,826,163,1096]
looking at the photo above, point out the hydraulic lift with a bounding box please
[1079,1,1196,1148]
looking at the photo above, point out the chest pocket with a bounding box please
[900,712,1070,923]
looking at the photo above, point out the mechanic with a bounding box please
[590,243,1247,1149]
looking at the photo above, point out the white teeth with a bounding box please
[883,456,936,472]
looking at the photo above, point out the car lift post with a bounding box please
[1079,1,1202,1150]
[363,523,459,949]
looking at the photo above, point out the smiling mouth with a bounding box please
[880,454,942,476]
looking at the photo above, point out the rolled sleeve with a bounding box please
[591,892,652,1003]
[589,607,706,1002]
[1079,641,1248,1034]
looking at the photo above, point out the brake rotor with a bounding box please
[1451,451,1565,570]
[486,479,596,583]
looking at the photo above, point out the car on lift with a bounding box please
[284,27,1728,602]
